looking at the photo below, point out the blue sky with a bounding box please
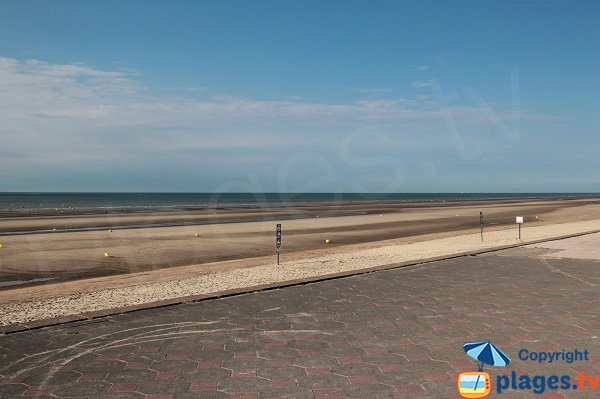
[0,1,599,192]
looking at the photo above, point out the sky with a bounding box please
[0,0,599,193]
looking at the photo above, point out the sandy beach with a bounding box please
[1,197,600,326]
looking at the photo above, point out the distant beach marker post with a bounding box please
[480,211,484,241]
[276,223,282,265]
[516,216,524,239]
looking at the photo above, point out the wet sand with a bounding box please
[0,197,598,288]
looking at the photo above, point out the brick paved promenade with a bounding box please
[1,240,600,398]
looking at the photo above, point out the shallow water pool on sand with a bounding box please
[0,277,56,288]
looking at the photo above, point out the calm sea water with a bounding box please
[0,192,597,212]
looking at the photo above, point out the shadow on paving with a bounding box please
[1,249,600,398]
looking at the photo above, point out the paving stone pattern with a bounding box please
[1,248,600,398]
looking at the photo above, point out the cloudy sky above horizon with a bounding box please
[1,1,599,193]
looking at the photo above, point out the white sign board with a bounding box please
[516,216,524,224]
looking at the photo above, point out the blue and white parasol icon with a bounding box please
[463,341,511,371]
[463,341,511,395]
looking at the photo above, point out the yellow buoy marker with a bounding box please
[325,239,331,244]
[195,233,200,237]
[104,252,111,257]
[0,243,3,249]
[109,229,113,232]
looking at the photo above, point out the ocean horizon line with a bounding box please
[1,191,600,195]
[1,192,599,214]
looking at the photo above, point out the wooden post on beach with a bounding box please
[480,212,484,241]
[276,223,282,265]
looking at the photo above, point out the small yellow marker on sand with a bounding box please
[109,229,113,232]
[104,252,111,257]
[0,243,3,249]
[325,239,331,244]
[195,233,199,237]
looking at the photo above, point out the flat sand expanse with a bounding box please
[0,198,597,286]
[1,198,600,326]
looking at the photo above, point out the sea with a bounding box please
[0,192,597,214]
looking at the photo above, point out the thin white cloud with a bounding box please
[354,87,393,94]
[0,56,556,190]
[172,86,206,92]
[411,80,434,89]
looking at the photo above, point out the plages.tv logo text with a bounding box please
[457,342,597,396]
[495,348,595,395]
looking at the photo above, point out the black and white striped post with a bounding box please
[276,223,282,265]
[480,211,484,241]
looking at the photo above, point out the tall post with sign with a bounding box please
[480,212,484,241]
[276,223,282,265]
[516,216,524,240]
